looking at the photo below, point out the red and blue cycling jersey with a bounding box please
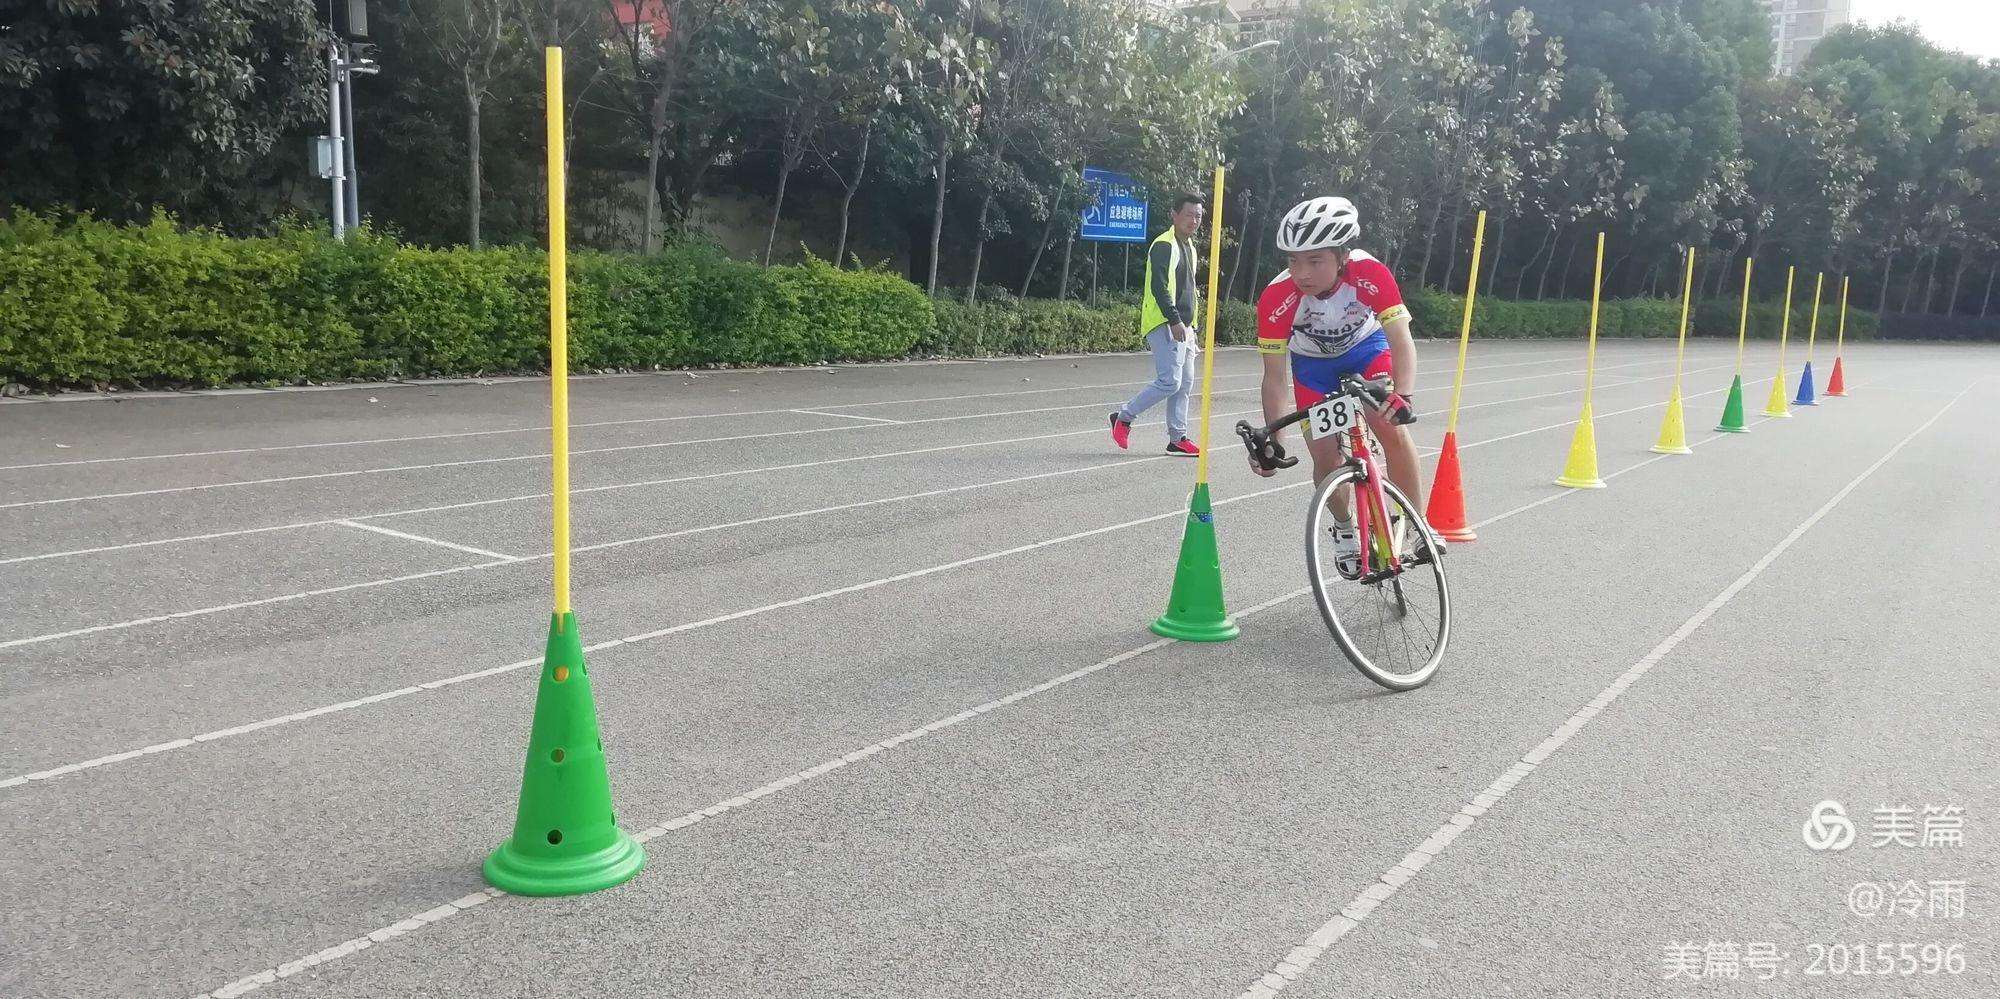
[1256,250,1410,408]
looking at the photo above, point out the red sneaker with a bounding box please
[1166,437,1200,457]
[1109,413,1132,450]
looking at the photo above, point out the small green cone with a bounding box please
[484,611,645,897]
[1715,375,1749,433]
[1150,483,1240,642]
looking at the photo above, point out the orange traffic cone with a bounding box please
[1825,356,1847,396]
[1425,431,1476,543]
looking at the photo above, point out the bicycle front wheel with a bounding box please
[1304,468,1451,690]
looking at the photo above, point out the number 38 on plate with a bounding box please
[1308,395,1362,437]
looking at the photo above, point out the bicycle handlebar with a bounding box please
[1235,374,1415,472]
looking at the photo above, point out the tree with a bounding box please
[0,0,325,228]
[405,0,535,248]
[899,0,990,295]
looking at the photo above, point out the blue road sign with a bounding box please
[1080,167,1148,243]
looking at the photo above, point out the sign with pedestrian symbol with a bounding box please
[1080,167,1147,243]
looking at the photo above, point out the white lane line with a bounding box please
[0,477,1305,792]
[0,351,1689,509]
[176,584,1303,999]
[0,357,1749,789]
[791,409,905,425]
[0,376,1251,474]
[0,399,1193,510]
[180,369,1832,999]
[1232,384,1967,999]
[0,354,1696,561]
[0,351,1584,473]
[0,455,1179,655]
[0,362,1718,647]
[0,411,1206,566]
[335,521,520,562]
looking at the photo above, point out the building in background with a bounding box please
[1765,0,1851,75]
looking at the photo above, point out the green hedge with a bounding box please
[1406,287,1878,340]
[0,213,1877,391]
[0,213,932,388]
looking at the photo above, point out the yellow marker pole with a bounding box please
[1734,257,1754,376]
[1827,274,1850,396]
[1717,256,1754,432]
[1650,245,1696,453]
[1554,232,1607,488]
[1806,272,1824,362]
[483,44,645,899]
[1672,246,1696,390]
[1426,209,1485,541]
[1762,265,1794,417]
[1193,164,1226,485]
[1444,210,1487,436]
[546,48,573,615]
[1582,232,1606,405]
[1149,163,1238,642]
[1836,276,1850,355]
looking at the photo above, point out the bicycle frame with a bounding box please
[1238,384,1405,580]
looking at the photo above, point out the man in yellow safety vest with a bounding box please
[1110,194,1206,456]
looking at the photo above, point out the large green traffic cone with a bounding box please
[485,612,645,896]
[1150,483,1240,642]
[1715,375,1749,433]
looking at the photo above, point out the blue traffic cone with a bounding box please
[1794,361,1817,406]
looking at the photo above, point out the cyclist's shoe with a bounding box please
[1391,514,1446,561]
[1109,413,1132,450]
[1166,437,1200,457]
[1329,523,1362,578]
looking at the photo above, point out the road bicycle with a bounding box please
[1236,373,1450,690]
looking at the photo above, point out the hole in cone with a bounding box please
[547,829,563,845]
[553,665,570,682]
[551,748,565,763]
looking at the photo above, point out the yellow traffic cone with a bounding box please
[1650,391,1693,454]
[1554,402,1606,488]
[1762,374,1792,418]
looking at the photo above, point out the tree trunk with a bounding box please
[1441,202,1467,293]
[1947,256,1970,317]
[1486,213,1506,298]
[1900,249,1925,312]
[1059,226,1076,301]
[1520,225,1553,299]
[1557,234,1581,299]
[1878,252,1894,311]
[1981,264,1995,318]
[641,95,670,254]
[966,193,993,303]
[925,134,950,296]
[1020,184,1067,298]
[1921,248,1941,313]
[1226,191,1252,302]
[762,136,799,266]
[466,88,483,249]
[1418,196,1446,287]
[832,119,874,268]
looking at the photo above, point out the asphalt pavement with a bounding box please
[1,339,1993,999]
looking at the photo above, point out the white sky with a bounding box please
[1848,0,2000,62]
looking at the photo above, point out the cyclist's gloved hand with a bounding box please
[1236,420,1298,475]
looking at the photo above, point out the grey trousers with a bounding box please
[1117,324,1195,441]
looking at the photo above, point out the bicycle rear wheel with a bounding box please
[1305,468,1450,690]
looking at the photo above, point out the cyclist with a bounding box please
[1247,196,1436,568]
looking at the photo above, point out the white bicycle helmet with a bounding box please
[1276,196,1360,252]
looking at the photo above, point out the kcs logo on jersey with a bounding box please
[1355,277,1379,295]
[1263,290,1299,325]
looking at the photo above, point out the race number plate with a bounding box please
[1307,394,1363,438]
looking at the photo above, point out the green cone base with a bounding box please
[485,829,644,897]
[485,611,645,897]
[1150,483,1239,642]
